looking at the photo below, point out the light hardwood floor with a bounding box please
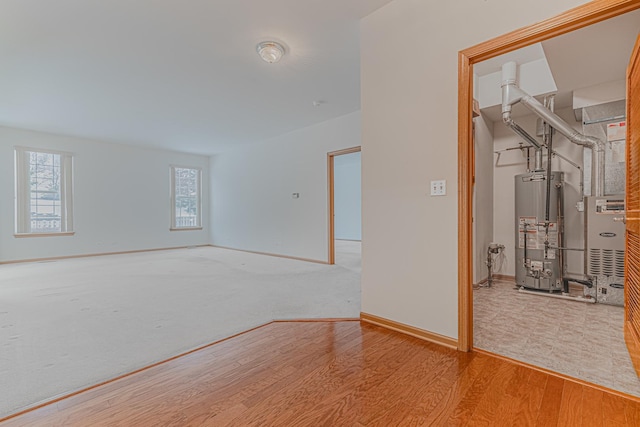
[3,320,640,426]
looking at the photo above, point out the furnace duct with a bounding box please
[500,61,605,197]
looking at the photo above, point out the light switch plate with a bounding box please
[430,180,446,196]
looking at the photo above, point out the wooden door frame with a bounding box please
[327,146,362,264]
[457,0,640,351]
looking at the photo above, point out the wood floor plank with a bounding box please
[441,355,509,425]
[396,351,491,425]
[625,399,640,426]
[602,391,631,426]
[465,360,519,426]
[489,366,546,427]
[581,386,604,427]
[349,340,461,423]
[2,321,640,427]
[227,326,398,426]
[557,380,584,427]
[270,328,445,426]
[361,348,474,425]
[535,375,564,427]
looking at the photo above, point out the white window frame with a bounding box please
[170,165,202,231]
[15,146,75,237]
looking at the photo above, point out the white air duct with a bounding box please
[501,61,605,197]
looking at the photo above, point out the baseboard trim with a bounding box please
[360,312,458,350]
[474,277,488,287]
[493,274,516,282]
[210,245,329,265]
[473,347,640,403]
[474,275,516,287]
[0,244,211,265]
[0,318,357,423]
[274,318,360,323]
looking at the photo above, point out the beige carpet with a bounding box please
[0,242,361,418]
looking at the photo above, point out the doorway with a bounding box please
[327,146,362,265]
[458,0,640,395]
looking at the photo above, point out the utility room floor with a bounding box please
[474,279,640,397]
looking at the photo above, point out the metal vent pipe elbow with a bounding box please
[500,62,605,197]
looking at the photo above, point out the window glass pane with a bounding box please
[173,167,199,228]
[29,151,62,233]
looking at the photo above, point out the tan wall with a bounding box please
[360,0,589,339]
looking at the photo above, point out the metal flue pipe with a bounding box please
[501,62,605,197]
[500,63,544,171]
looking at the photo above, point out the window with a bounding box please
[15,147,74,235]
[170,166,201,230]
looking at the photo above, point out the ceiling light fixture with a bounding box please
[256,41,285,63]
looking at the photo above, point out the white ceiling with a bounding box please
[476,9,640,122]
[0,0,393,155]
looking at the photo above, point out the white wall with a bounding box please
[0,126,209,262]
[492,107,585,277]
[334,152,362,241]
[210,111,361,262]
[360,0,589,339]
[473,114,494,284]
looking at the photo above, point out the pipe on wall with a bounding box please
[500,62,605,197]
[503,112,543,171]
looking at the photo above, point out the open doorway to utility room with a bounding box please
[328,147,361,268]
[472,9,640,396]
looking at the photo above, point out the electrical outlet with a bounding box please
[430,180,446,196]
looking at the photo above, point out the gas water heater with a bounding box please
[514,171,564,291]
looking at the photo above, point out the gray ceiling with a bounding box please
[2,3,638,154]
[0,0,393,155]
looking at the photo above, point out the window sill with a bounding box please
[14,232,75,238]
[170,227,203,232]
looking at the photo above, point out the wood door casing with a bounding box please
[624,34,640,376]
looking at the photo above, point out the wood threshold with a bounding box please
[473,347,640,403]
[209,245,329,265]
[360,312,457,349]
[0,244,211,265]
[0,318,357,424]
[457,0,640,352]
